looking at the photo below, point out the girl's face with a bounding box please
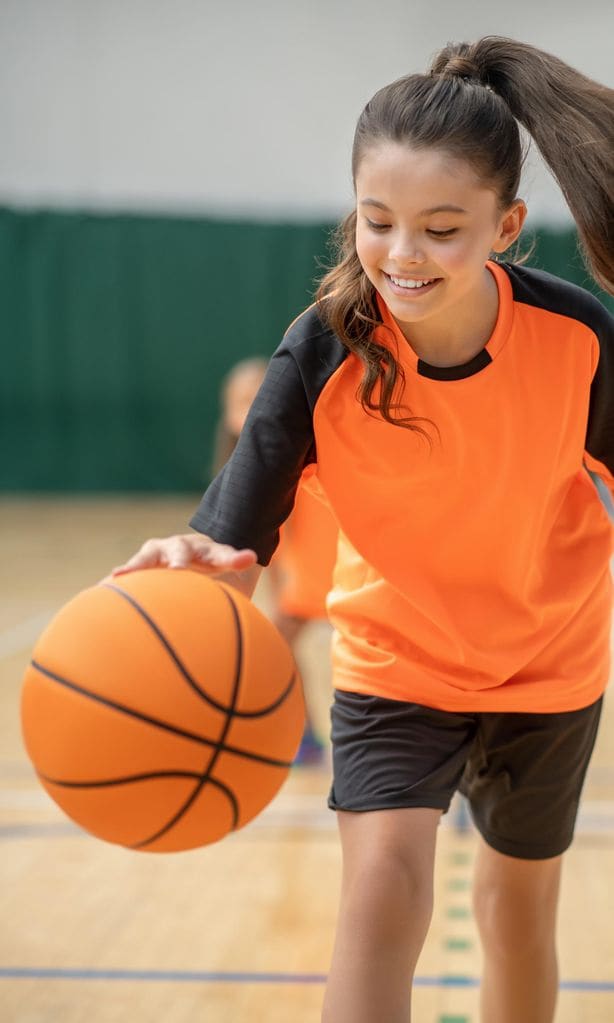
[355,142,526,344]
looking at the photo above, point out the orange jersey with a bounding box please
[191,261,614,713]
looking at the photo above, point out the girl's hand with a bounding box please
[111,533,258,577]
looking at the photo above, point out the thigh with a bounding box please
[474,835,563,908]
[473,836,563,950]
[337,806,442,861]
[460,698,603,859]
[336,806,442,892]
[328,689,478,813]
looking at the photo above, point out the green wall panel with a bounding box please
[0,207,611,492]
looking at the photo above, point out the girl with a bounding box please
[114,37,614,1023]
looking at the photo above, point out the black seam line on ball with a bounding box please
[38,769,207,788]
[30,660,293,770]
[101,582,296,717]
[37,769,241,822]
[132,776,240,850]
[133,586,246,847]
[36,769,240,843]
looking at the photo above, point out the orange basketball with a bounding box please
[20,569,305,852]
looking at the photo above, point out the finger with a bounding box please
[224,548,258,570]
[111,539,165,576]
[166,536,194,569]
[194,544,257,571]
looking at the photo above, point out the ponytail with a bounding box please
[431,38,614,294]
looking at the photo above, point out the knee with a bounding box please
[336,808,440,949]
[343,846,434,934]
[473,874,557,958]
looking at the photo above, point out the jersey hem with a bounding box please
[331,672,610,715]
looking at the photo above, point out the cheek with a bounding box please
[355,227,383,272]
[435,236,487,275]
[436,244,467,274]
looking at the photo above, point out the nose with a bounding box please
[388,231,425,266]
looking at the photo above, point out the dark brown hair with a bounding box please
[316,36,614,433]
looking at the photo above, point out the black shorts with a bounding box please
[328,690,603,859]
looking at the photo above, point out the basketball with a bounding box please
[20,569,305,852]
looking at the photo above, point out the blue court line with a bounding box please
[0,968,612,991]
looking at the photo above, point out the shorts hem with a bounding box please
[476,827,573,861]
[327,794,451,814]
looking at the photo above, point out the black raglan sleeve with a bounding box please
[189,343,317,566]
[585,301,614,485]
[492,263,614,491]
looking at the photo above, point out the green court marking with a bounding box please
[446,905,471,919]
[445,936,473,951]
[437,1016,470,1022]
[448,847,472,863]
[450,851,472,866]
[447,877,471,892]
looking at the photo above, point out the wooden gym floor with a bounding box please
[1,496,613,1022]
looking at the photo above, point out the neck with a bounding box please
[394,267,499,367]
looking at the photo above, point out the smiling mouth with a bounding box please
[384,273,442,295]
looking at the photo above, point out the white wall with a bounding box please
[1,0,612,225]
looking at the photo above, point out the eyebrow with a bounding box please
[360,199,468,215]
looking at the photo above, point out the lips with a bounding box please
[384,273,442,297]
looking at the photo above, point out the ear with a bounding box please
[492,200,528,254]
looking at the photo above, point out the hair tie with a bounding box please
[431,54,483,85]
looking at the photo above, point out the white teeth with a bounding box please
[389,275,434,289]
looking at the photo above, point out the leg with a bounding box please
[473,836,562,1023]
[462,700,603,1022]
[270,610,305,647]
[322,807,441,1023]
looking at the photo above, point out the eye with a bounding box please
[427,228,458,238]
[365,218,391,231]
